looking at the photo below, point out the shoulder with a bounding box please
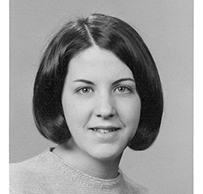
[10,150,50,176]
[122,172,149,194]
[9,150,52,194]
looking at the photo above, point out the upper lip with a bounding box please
[89,126,121,130]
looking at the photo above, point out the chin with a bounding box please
[89,145,125,162]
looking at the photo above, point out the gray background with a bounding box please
[10,0,193,194]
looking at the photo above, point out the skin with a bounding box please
[53,45,141,179]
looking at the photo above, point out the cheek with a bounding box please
[62,96,91,130]
[118,97,141,129]
[62,102,83,140]
[62,96,77,128]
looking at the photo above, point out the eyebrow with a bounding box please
[112,78,135,85]
[73,79,95,85]
[73,78,135,85]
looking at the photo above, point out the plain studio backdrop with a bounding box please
[10,0,193,194]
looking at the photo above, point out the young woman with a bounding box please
[10,13,163,194]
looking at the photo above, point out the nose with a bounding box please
[94,92,116,119]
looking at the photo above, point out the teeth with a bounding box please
[98,129,109,133]
[92,128,117,133]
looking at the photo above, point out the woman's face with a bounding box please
[62,46,141,162]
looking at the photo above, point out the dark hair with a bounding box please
[33,13,163,151]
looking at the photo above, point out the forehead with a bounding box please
[67,46,134,81]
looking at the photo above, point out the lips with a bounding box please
[89,126,121,133]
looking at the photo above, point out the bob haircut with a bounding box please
[33,13,163,151]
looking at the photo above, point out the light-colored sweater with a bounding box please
[10,148,148,194]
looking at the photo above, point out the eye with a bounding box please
[76,87,93,94]
[114,86,132,94]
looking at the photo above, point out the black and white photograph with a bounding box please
[9,1,193,193]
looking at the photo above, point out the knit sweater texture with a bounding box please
[10,148,148,194]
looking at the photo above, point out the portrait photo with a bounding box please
[9,0,193,193]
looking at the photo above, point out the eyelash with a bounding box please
[76,87,93,94]
[75,86,133,94]
[114,86,133,94]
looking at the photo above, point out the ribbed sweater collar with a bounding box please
[46,148,126,190]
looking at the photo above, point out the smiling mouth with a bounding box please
[89,127,120,134]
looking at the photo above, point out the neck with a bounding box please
[53,143,122,179]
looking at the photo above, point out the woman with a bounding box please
[10,13,163,194]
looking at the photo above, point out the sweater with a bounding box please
[10,148,148,194]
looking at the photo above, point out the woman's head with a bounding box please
[61,46,141,161]
[33,13,163,151]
